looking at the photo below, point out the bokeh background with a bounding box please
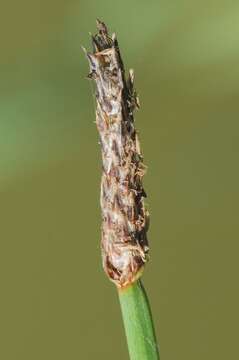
[1,0,238,359]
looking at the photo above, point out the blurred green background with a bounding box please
[1,0,238,359]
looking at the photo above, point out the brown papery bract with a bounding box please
[85,20,149,288]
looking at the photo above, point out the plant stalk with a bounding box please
[118,280,160,360]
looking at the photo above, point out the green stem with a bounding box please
[118,280,160,360]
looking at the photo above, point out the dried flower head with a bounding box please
[85,20,149,288]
